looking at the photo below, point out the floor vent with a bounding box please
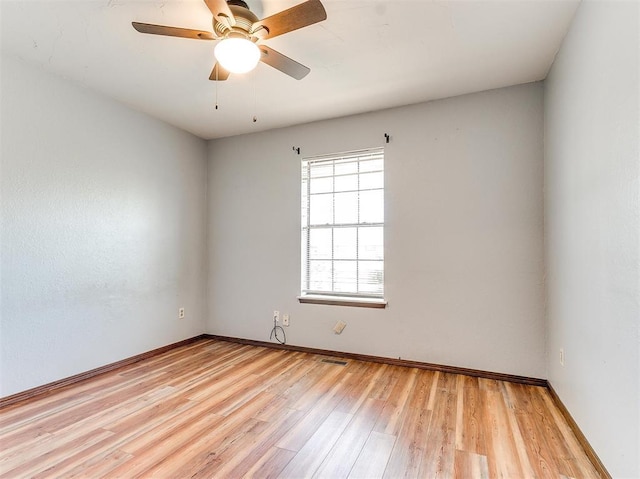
[321,359,348,366]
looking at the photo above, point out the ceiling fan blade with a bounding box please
[252,0,326,40]
[132,22,215,40]
[259,45,310,80]
[203,0,235,25]
[209,63,230,81]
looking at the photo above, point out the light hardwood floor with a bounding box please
[0,338,600,478]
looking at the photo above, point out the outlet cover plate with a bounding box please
[333,320,347,334]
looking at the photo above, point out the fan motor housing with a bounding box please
[213,2,259,38]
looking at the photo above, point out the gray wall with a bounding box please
[544,1,640,477]
[0,55,208,397]
[207,83,545,378]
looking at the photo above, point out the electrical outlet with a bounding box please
[559,348,564,366]
[273,310,280,322]
[178,307,185,319]
[282,314,290,327]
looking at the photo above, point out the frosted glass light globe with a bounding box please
[214,38,260,74]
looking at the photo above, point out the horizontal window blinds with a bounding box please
[301,148,384,298]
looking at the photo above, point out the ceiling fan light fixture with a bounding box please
[214,37,260,74]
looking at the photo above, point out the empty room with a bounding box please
[1,0,638,477]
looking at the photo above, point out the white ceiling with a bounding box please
[1,0,579,140]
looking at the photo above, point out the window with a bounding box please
[300,148,385,307]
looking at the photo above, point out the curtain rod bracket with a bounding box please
[293,147,300,155]
[384,133,390,144]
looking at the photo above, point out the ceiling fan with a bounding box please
[132,0,327,81]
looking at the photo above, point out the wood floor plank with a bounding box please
[313,398,385,478]
[30,434,130,479]
[426,370,441,410]
[64,448,132,478]
[417,389,457,478]
[453,450,490,479]
[1,428,115,478]
[1,390,154,477]
[382,406,431,478]
[290,364,349,412]
[333,361,384,414]
[243,446,297,478]
[275,375,351,452]
[455,375,487,455]
[208,407,304,478]
[500,382,537,478]
[109,397,214,455]
[149,416,265,478]
[366,364,397,401]
[278,410,353,478]
[383,370,438,479]
[483,388,525,478]
[504,382,560,477]
[7,383,181,471]
[263,356,319,400]
[151,391,287,478]
[373,367,419,436]
[538,388,601,478]
[348,431,396,479]
[104,408,228,477]
[0,338,604,479]
[0,392,93,431]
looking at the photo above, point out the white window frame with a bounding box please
[299,147,386,308]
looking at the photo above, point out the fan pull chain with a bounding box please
[252,69,258,123]
[215,67,219,110]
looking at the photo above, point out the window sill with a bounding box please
[298,295,387,309]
